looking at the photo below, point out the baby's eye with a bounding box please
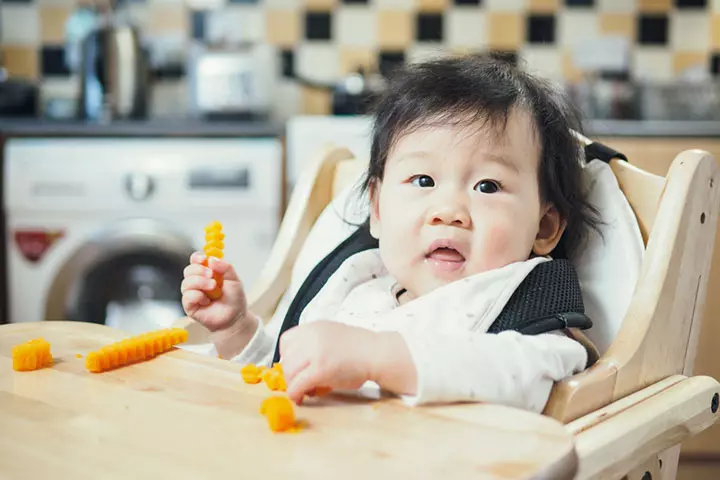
[474,180,500,194]
[410,175,435,188]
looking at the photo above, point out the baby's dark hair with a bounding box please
[359,53,600,259]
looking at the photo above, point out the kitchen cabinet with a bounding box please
[596,135,720,459]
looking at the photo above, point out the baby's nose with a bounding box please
[429,201,471,228]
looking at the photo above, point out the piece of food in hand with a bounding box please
[307,386,332,397]
[85,328,188,373]
[202,221,225,301]
[12,338,53,371]
[260,395,296,432]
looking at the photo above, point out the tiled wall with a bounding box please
[1,0,719,119]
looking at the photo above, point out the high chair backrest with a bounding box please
[246,143,720,425]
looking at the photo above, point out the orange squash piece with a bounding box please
[202,221,225,301]
[262,363,287,392]
[260,395,296,432]
[12,338,53,371]
[85,328,188,373]
[241,364,266,384]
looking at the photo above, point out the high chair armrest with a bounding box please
[567,375,720,480]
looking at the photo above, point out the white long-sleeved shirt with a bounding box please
[202,249,588,413]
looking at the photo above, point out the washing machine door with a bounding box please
[45,220,195,334]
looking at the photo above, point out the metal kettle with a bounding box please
[77,7,149,121]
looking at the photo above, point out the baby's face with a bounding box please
[369,108,564,300]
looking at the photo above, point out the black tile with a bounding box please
[454,0,482,4]
[153,62,185,80]
[305,11,332,40]
[527,15,555,44]
[711,53,720,76]
[191,10,206,40]
[565,0,594,5]
[280,49,294,78]
[638,15,668,45]
[378,51,405,78]
[416,13,443,42]
[675,0,707,7]
[41,46,70,77]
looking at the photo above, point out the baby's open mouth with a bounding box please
[426,245,466,274]
[427,247,466,263]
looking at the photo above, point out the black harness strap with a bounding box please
[271,224,379,363]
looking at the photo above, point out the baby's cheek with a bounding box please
[478,221,528,269]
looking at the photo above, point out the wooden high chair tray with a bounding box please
[0,321,577,480]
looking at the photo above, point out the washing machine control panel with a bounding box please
[125,173,155,201]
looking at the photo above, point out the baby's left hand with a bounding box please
[278,321,380,404]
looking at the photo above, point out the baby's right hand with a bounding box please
[181,251,249,333]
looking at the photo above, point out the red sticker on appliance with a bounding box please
[14,230,65,263]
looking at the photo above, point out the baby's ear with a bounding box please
[533,204,566,256]
[369,180,381,239]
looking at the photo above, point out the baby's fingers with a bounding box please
[189,251,207,265]
[286,364,322,405]
[182,290,210,313]
[183,264,212,279]
[180,276,216,294]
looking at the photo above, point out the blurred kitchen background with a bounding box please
[3,0,720,473]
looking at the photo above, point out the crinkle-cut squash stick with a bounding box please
[85,328,188,373]
[12,338,53,371]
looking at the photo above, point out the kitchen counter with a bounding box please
[2,117,720,139]
[0,118,284,138]
[0,321,578,479]
[584,120,720,138]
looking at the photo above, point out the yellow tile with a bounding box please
[147,5,187,33]
[417,0,448,12]
[637,0,671,13]
[712,15,720,49]
[339,47,377,75]
[40,6,72,44]
[488,13,522,50]
[266,9,301,48]
[673,52,708,75]
[301,86,332,115]
[528,0,559,13]
[599,13,635,38]
[1,46,38,81]
[562,50,584,83]
[305,0,336,9]
[378,10,413,49]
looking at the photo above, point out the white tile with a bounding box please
[406,44,449,64]
[270,80,301,122]
[558,11,598,47]
[445,10,487,49]
[296,43,339,84]
[597,0,637,12]
[670,12,709,51]
[373,0,415,10]
[713,0,720,12]
[151,80,190,119]
[631,48,673,81]
[519,46,563,82]
[485,0,527,12]
[1,5,39,45]
[263,0,300,8]
[186,0,226,8]
[335,6,376,47]
[207,6,265,44]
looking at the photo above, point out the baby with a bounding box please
[181,54,600,411]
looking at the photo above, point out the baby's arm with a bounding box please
[373,329,588,412]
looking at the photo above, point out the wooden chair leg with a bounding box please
[622,445,679,480]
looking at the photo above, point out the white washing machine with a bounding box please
[3,137,282,334]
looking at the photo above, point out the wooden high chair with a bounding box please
[177,140,720,480]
